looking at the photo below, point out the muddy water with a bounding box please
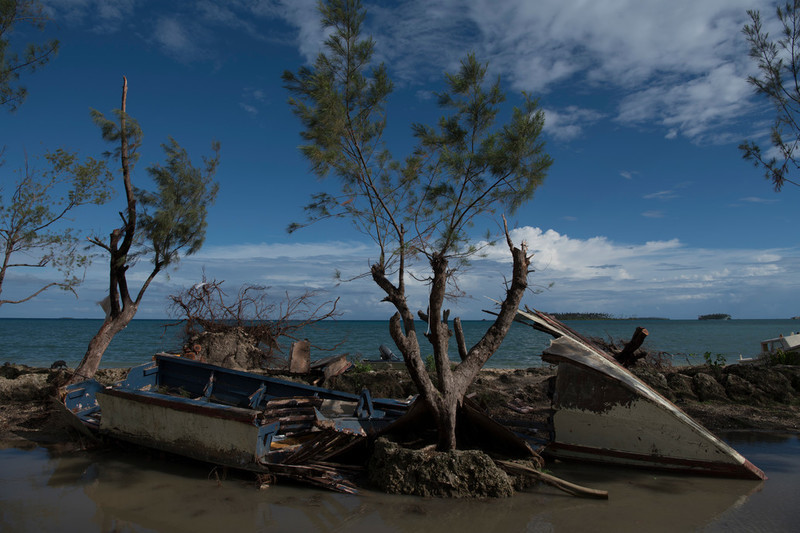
[1,433,797,533]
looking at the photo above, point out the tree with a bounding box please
[70,77,220,384]
[0,0,59,111]
[0,150,112,305]
[741,1,800,190]
[284,0,552,450]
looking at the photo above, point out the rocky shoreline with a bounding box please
[3,361,799,448]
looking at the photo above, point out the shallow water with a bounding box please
[1,432,797,532]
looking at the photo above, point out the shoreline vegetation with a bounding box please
[698,313,733,320]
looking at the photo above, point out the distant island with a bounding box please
[698,313,731,320]
[549,312,669,321]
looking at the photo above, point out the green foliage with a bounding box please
[0,0,59,111]
[703,352,727,368]
[284,0,551,450]
[137,137,220,267]
[90,108,144,166]
[283,0,394,241]
[351,358,373,373]
[741,2,800,190]
[768,349,800,365]
[410,55,551,256]
[425,354,435,372]
[284,0,551,269]
[0,149,113,304]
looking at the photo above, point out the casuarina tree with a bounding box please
[284,0,552,450]
[741,1,800,190]
[0,151,112,306]
[70,77,220,384]
[0,0,59,112]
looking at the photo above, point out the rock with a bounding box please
[692,373,727,402]
[756,369,794,403]
[723,374,756,402]
[368,437,514,498]
[770,366,800,393]
[667,373,697,400]
[633,368,671,398]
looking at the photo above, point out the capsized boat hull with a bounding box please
[545,359,764,479]
[516,309,766,481]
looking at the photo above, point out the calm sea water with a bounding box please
[1,432,798,532]
[2,317,798,369]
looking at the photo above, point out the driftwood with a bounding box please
[614,326,649,367]
[309,353,352,379]
[495,459,609,499]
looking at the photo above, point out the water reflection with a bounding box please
[1,435,797,533]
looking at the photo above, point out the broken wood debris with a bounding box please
[259,462,359,494]
[495,459,609,499]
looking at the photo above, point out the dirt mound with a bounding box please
[190,329,274,370]
[368,437,514,498]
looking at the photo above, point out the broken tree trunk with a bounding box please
[614,326,648,367]
[288,339,311,373]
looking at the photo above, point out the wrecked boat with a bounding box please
[515,309,766,481]
[62,354,411,493]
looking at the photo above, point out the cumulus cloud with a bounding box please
[543,106,605,141]
[3,228,798,319]
[357,0,772,143]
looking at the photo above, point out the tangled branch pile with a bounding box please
[169,276,339,370]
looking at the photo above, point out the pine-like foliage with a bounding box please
[0,0,59,111]
[283,0,552,450]
[741,1,800,190]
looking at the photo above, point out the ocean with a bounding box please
[2,317,798,369]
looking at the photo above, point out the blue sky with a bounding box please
[2,0,799,321]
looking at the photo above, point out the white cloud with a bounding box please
[2,228,798,320]
[152,17,204,61]
[543,106,605,141]
[240,103,258,115]
[45,0,139,32]
[361,0,772,142]
[741,196,779,204]
[46,0,776,143]
[262,0,327,62]
[644,190,679,200]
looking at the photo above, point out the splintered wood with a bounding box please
[261,396,364,493]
